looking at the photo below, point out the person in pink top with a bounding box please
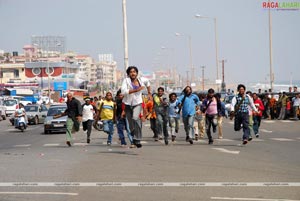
[201,88,218,144]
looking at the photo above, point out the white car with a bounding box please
[3,99,19,117]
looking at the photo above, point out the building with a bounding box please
[96,54,117,90]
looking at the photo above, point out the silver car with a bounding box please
[44,104,67,134]
[25,104,48,124]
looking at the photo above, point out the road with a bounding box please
[0,117,299,201]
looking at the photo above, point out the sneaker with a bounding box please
[189,139,193,144]
[87,139,90,144]
[130,144,136,148]
[218,136,223,139]
[255,134,259,138]
[136,143,142,148]
[66,141,72,147]
[195,134,199,141]
[107,141,112,146]
[171,135,176,142]
[208,140,214,145]
[159,135,163,140]
[175,129,178,133]
[243,140,248,145]
[164,139,169,145]
[154,138,159,141]
[186,136,189,142]
[213,127,216,133]
[248,137,253,141]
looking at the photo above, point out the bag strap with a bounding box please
[234,95,245,113]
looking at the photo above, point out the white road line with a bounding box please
[260,129,273,133]
[14,144,31,147]
[141,141,148,144]
[0,192,78,196]
[270,138,295,142]
[211,197,300,201]
[212,148,240,155]
[43,143,60,147]
[73,143,88,146]
[262,120,276,123]
[215,139,235,142]
[252,139,264,142]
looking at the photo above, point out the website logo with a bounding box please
[262,1,300,11]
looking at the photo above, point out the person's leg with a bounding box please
[217,116,223,138]
[242,113,250,143]
[126,104,142,147]
[187,115,195,144]
[156,112,163,140]
[66,118,74,146]
[194,119,199,140]
[199,116,205,138]
[86,120,93,143]
[117,118,127,145]
[206,115,213,144]
[183,116,189,141]
[107,120,114,145]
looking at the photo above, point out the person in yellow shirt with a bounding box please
[97,92,116,145]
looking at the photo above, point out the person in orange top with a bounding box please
[269,95,276,119]
[144,94,158,140]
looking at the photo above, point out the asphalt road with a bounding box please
[0,117,299,201]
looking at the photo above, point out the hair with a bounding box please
[182,86,192,94]
[208,88,215,94]
[237,84,246,91]
[116,89,122,96]
[246,91,252,95]
[126,66,138,76]
[157,87,164,92]
[215,93,221,99]
[169,93,177,99]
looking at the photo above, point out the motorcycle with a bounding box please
[14,113,27,132]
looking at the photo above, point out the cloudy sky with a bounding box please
[0,0,299,85]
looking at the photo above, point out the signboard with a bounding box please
[215,79,222,84]
[54,82,67,90]
[62,74,75,79]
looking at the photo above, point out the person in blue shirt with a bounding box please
[177,86,200,144]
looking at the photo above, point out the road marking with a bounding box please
[260,129,273,133]
[43,143,60,147]
[212,148,240,155]
[252,139,264,142]
[211,197,300,201]
[270,138,295,142]
[262,120,276,123]
[73,143,88,146]
[141,141,148,144]
[14,144,31,147]
[215,139,235,142]
[0,192,78,196]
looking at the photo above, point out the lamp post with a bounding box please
[200,66,205,91]
[195,14,219,91]
[175,33,194,86]
[268,1,274,92]
[122,0,129,77]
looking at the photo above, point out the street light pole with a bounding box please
[122,0,129,77]
[195,14,219,91]
[201,66,205,91]
[268,2,274,92]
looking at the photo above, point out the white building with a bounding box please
[96,54,117,89]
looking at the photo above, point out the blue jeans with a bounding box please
[183,115,195,139]
[103,120,114,143]
[117,117,133,145]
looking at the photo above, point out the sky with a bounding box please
[0,0,299,85]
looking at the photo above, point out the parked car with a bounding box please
[9,104,48,125]
[44,104,67,134]
[223,94,235,113]
[3,98,19,117]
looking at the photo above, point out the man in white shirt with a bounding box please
[82,97,97,143]
[121,66,151,148]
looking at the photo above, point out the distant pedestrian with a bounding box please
[144,94,159,141]
[121,66,152,148]
[252,93,265,138]
[215,93,227,139]
[177,86,200,144]
[168,93,180,142]
[194,94,205,141]
[82,97,97,144]
[292,94,300,120]
[278,92,288,120]
[153,87,169,145]
[230,84,258,145]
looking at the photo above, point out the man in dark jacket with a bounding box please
[63,93,82,146]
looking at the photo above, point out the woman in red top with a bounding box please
[252,93,265,138]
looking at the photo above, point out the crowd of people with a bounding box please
[59,66,300,148]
